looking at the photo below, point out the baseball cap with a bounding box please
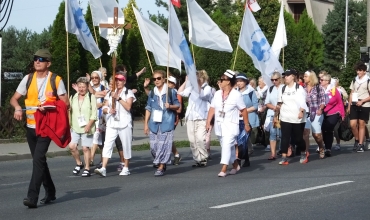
[34,49,52,61]
[236,73,248,81]
[283,69,297,76]
[115,74,126,81]
[168,76,177,84]
[224,69,236,78]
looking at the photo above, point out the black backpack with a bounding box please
[338,115,354,141]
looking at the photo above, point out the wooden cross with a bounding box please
[99,7,130,108]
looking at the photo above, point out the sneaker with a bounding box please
[72,163,84,175]
[228,165,240,175]
[333,144,341,151]
[279,158,289,165]
[353,142,359,151]
[94,167,106,177]
[119,168,130,176]
[316,147,319,153]
[357,144,365,153]
[173,156,182,165]
[200,159,207,167]
[154,169,165,176]
[264,145,271,152]
[97,161,102,169]
[117,163,124,172]
[299,151,309,164]
[218,171,227,177]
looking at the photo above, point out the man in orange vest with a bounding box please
[10,49,69,208]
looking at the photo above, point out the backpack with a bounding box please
[149,88,173,102]
[26,72,58,99]
[338,115,354,141]
[178,97,186,120]
[70,92,93,113]
[282,83,300,94]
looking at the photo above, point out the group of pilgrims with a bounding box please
[68,62,366,177]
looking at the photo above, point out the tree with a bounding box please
[296,10,324,69]
[322,0,366,76]
[50,1,81,92]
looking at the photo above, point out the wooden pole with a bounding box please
[232,45,239,71]
[282,47,285,70]
[166,0,172,104]
[145,50,154,73]
[66,33,70,96]
[191,43,196,66]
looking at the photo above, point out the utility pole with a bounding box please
[344,0,348,66]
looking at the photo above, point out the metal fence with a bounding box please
[0,106,27,142]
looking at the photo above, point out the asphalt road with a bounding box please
[1,144,370,220]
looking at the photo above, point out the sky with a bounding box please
[6,0,168,33]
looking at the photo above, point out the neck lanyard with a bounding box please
[78,95,85,114]
[37,73,49,101]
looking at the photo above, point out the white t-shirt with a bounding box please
[264,85,283,117]
[211,89,246,137]
[278,83,307,124]
[104,87,136,129]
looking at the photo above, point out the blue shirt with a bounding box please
[241,89,259,128]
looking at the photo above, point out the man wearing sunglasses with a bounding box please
[10,49,69,208]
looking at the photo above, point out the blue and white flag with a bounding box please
[169,4,199,93]
[238,8,283,86]
[65,0,102,59]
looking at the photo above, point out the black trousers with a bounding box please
[322,114,341,150]
[280,121,306,154]
[26,128,55,201]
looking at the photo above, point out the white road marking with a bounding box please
[1,181,29,186]
[210,181,354,209]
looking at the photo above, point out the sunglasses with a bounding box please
[116,78,125,81]
[320,79,328,82]
[33,56,49,62]
[152,77,162,81]
[218,78,230,82]
[91,77,100,80]
[271,78,279,82]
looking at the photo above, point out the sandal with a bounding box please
[72,163,84,175]
[287,146,292,157]
[268,156,276,160]
[319,148,325,159]
[81,169,91,177]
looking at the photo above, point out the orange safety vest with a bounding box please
[25,72,61,126]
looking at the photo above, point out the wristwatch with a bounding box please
[117,97,122,101]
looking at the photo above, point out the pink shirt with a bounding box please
[324,88,345,118]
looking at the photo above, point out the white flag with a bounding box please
[132,6,182,71]
[238,8,283,86]
[169,4,199,93]
[271,0,287,59]
[187,0,233,52]
[89,0,124,41]
[65,0,102,59]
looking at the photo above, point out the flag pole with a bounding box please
[90,6,102,69]
[191,43,196,66]
[232,45,240,71]
[145,50,154,73]
[282,47,285,69]
[66,1,70,97]
[166,0,172,104]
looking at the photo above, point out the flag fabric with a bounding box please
[246,0,261,12]
[271,0,287,59]
[132,6,182,71]
[89,0,125,41]
[187,0,233,53]
[171,0,181,8]
[169,3,199,93]
[238,8,283,86]
[65,0,102,59]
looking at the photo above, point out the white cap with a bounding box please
[92,70,102,79]
[168,76,177,84]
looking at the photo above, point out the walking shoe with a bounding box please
[299,151,309,164]
[117,163,124,172]
[218,171,227,177]
[333,144,341,151]
[228,165,240,175]
[153,164,159,168]
[23,197,37,208]
[357,144,365,153]
[90,161,95,167]
[119,168,130,176]
[94,167,106,177]
[154,169,165,176]
[200,159,207,167]
[167,160,172,165]
[264,145,271,152]
[279,158,289,165]
[40,195,56,204]
[242,160,250,167]
[81,169,91,177]
[325,149,331,157]
[316,147,320,153]
[72,163,84,175]
[353,141,359,151]
[173,155,182,165]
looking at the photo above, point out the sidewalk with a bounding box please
[0,121,216,161]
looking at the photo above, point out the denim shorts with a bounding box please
[304,114,323,133]
[268,116,281,141]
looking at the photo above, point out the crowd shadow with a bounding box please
[54,186,121,204]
